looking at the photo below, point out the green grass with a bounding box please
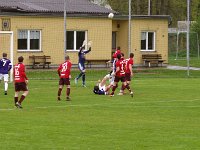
[1,69,200,149]
[169,57,200,68]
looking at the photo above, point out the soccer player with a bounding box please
[110,54,133,97]
[93,72,114,95]
[57,55,72,101]
[0,53,12,95]
[14,56,29,109]
[118,53,134,95]
[75,43,91,87]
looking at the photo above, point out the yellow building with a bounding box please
[0,0,170,67]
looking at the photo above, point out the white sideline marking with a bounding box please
[0,99,200,111]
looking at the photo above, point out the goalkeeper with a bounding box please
[75,41,92,87]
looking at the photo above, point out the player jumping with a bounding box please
[75,41,92,87]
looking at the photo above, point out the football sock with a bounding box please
[58,88,62,97]
[111,85,117,95]
[77,72,83,80]
[19,95,26,104]
[14,97,18,104]
[82,73,85,85]
[125,84,131,92]
[5,82,8,91]
[66,88,70,97]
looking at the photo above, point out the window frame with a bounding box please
[17,29,42,52]
[140,31,156,51]
[66,30,88,51]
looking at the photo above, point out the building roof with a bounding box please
[0,0,117,14]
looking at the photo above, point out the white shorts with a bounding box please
[105,73,114,85]
[99,84,106,91]
[0,74,9,82]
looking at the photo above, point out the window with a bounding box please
[18,30,41,51]
[66,31,87,51]
[141,31,155,51]
[112,32,117,49]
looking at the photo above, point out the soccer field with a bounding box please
[0,69,200,149]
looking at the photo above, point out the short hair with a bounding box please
[18,56,24,62]
[117,53,121,59]
[3,53,7,58]
[65,55,70,60]
[130,53,134,58]
[94,85,99,91]
[121,53,124,57]
[117,46,120,50]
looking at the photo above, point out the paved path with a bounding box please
[167,65,200,70]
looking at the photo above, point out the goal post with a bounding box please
[0,31,14,82]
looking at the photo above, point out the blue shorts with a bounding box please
[78,62,85,71]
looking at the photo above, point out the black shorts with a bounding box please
[114,76,126,82]
[15,82,28,92]
[125,73,131,81]
[59,78,70,85]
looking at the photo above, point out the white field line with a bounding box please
[0,99,200,111]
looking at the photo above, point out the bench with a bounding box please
[29,55,51,69]
[142,54,165,67]
[86,59,110,68]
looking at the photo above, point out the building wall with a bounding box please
[113,18,168,65]
[0,16,112,66]
[132,18,168,65]
[0,16,168,66]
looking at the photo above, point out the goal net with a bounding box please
[0,31,14,82]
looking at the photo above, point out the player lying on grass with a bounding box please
[93,72,114,95]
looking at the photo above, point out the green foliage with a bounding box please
[191,15,200,37]
[106,0,200,27]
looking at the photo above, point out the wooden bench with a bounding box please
[142,54,165,67]
[29,55,51,69]
[86,59,110,68]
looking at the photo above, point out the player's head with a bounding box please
[117,53,121,60]
[18,56,24,63]
[2,53,7,58]
[117,46,120,50]
[65,55,70,61]
[94,85,99,91]
[130,53,134,58]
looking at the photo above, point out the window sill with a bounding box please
[140,50,156,52]
[17,50,42,53]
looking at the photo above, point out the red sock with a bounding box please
[14,97,18,104]
[58,88,62,97]
[19,95,26,104]
[67,88,70,97]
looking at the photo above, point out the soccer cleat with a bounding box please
[16,102,23,109]
[110,94,114,97]
[66,96,71,101]
[57,97,61,101]
[4,91,7,95]
[117,92,123,96]
[130,91,133,98]
[74,78,78,84]
[82,84,86,87]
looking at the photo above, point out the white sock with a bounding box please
[5,82,8,91]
